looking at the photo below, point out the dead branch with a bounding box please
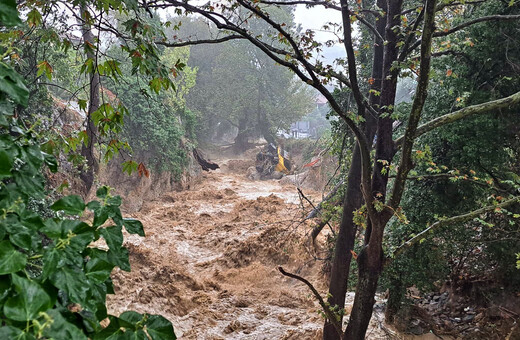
[278,266,343,336]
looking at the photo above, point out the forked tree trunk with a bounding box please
[323,0,386,338]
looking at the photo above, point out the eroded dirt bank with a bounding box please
[106,158,392,339]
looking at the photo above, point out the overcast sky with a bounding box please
[293,4,345,66]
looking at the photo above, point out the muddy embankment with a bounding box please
[104,154,400,339]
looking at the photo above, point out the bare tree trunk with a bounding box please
[79,4,100,192]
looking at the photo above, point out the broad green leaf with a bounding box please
[51,195,85,215]
[146,315,177,340]
[101,225,123,250]
[23,144,44,168]
[123,219,145,237]
[0,63,29,106]
[50,266,89,305]
[0,149,12,178]
[119,310,144,328]
[94,207,110,227]
[0,0,22,27]
[43,309,87,340]
[4,274,52,321]
[40,248,59,281]
[92,315,121,339]
[3,215,37,250]
[0,326,23,339]
[107,246,130,271]
[86,255,114,283]
[13,168,44,198]
[125,329,149,339]
[0,240,27,274]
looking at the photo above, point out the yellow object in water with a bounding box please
[274,147,289,174]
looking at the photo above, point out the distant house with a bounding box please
[282,94,330,139]
[290,121,311,138]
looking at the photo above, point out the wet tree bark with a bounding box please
[79,4,99,192]
[344,0,403,337]
[323,143,363,339]
[322,0,386,338]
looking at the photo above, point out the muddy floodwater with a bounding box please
[106,159,412,339]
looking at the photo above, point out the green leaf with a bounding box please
[4,274,52,321]
[107,246,130,272]
[122,160,138,175]
[0,63,29,106]
[146,315,177,340]
[101,225,123,250]
[40,248,59,281]
[13,168,44,198]
[43,309,88,340]
[0,0,22,27]
[0,240,27,274]
[0,326,23,339]
[93,206,110,227]
[119,310,144,328]
[92,315,121,339]
[51,195,85,215]
[96,186,109,198]
[85,254,115,283]
[78,99,88,112]
[123,219,145,237]
[43,152,58,172]
[0,149,12,178]
[36,61,53,80]
[27,8,42,27]
[50,266,89,305]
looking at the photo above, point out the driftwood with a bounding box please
[193,149,219,171]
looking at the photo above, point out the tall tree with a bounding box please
[143,1,520,339]
[181,14,313,151]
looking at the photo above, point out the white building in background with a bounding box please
[290,121,311,138]
[281,94,330,139]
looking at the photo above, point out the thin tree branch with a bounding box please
[391,196,520,259]
[391,173,512,194]
[407,14,520,54]
[436,14,520,38]
[278,266,343,336]
[305,179,344,220]
[394,91,520,147]
[259,0,341,10]
[158,34,245,47]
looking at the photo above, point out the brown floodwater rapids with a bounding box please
[106,159,438,339]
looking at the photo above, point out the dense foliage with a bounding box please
[381,0,520,318]
[0,2,176,339]
[183,13,314,150]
